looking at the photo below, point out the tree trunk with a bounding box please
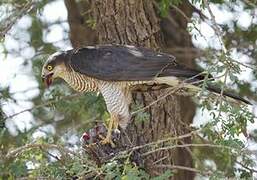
[65,0,196,179]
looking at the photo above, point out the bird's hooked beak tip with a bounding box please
[42,73,54,88]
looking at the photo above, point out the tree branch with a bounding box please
[3,93,82,121]
[154,164,212,176]
[142,143,242,157]
[0,1,35,39]
[5,143,76,159]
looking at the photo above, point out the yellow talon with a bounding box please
[100,134,115,147]
[99,114,119,148]
[86,142,97,148]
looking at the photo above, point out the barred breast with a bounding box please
[62,70,99,92]
[61,66,152,93]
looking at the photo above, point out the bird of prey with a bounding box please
[41,44,250,145]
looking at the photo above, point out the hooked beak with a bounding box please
[42,73,54,88]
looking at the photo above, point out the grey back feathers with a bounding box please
[67,45,205,81]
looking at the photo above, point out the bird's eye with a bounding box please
[47,65,53,71]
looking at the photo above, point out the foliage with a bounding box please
[0,0,257,179]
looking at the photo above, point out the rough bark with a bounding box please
[65,0,196,179]
[64,0,97,47]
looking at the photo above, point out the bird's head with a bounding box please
[41,51,69,87]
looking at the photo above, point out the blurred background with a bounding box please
[1,0,257,179]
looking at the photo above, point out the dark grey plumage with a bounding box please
[68,45,205,81]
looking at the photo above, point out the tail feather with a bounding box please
[155,76,251,105]
[206,84,251,105]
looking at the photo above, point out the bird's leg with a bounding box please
[100,117,113,144]
[100,114,118,147]
[113,115,119,130]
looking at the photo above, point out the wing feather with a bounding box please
[68,45,204,81]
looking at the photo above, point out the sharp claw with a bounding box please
[86,142,97,148]
[100,137,116,148]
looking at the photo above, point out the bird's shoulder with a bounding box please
[69,44,176,64]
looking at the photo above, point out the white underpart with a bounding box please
[99,82,131,129]
[155,76,200,92]
[155,76,180,86]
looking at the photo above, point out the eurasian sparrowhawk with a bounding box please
[41,44,250,145]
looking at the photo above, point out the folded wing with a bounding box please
[69,45,205,81]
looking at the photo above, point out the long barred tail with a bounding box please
[206,84,251,105]
[155,76,251,105]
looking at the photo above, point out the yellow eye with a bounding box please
[47,65,53,71]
